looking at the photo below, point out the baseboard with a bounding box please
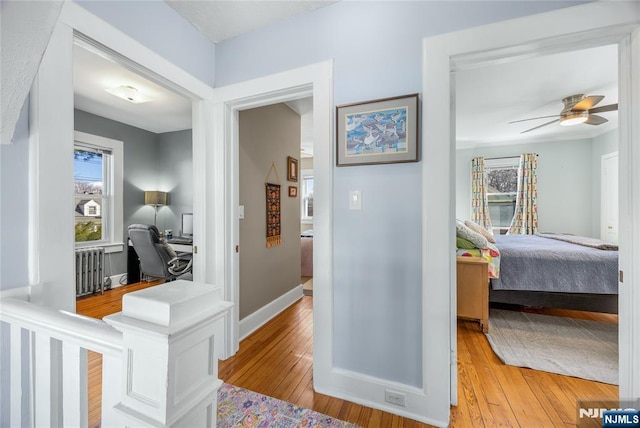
[239,285,303,340]
[314,368,447,428]
[105,273,127,289]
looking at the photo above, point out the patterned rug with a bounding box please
[217,383,357,427]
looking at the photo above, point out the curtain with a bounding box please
[471,157,493,231]
[508,153,538,235]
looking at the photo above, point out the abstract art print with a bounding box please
[336,93,419,166]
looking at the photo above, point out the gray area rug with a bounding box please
[486,309,618,385]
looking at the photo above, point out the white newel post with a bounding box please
[104,280,233,427]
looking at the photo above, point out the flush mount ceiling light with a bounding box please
[105,85,152,103]
[560,111,589,126]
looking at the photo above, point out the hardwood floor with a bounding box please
[78,285,618,427]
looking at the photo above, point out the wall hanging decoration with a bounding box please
[288,186,297,197]
[287,156,298,182]
[265,162,282,248]
[336,93,419,166]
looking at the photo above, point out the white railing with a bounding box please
[0,280,232,428]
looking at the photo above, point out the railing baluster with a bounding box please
[101,353,123,427]
[33,332,53,427]
[9,324,24,427]
[62,342,88,427]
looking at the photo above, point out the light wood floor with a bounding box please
[78,283,618,428]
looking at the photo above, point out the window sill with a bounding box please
[301,218,313,225]
[75,242,124,254]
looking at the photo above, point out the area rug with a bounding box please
[486,309,618,385]
[217,383,357,427]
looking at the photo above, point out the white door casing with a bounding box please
[423,1,640,415]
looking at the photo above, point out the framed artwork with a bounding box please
[288,186,297,197]
[336,93,419,166]
[287,156,298,182]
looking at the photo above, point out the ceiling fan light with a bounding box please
[560,111,588,126]
[105,85,152,104]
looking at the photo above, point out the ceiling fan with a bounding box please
[510,94,618,134]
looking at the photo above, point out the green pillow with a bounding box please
[456,236,477,249]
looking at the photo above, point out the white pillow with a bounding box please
[456,220,489,249]
[465,220,496,244]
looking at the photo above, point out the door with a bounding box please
[601,152,618,244]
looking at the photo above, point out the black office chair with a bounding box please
[128,224,192,281]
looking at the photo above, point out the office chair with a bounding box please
[128,224,192,281]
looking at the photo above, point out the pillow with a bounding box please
[465,219,496,243]
[456,220,489,249]
[456,236,477,249]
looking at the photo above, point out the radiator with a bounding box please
[75,248,105,297]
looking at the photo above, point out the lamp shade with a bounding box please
[144,191,168,206]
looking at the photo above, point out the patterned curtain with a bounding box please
[471,157,493,231]
[508,153,538,235]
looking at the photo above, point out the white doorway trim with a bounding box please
[210,61,334,363]
[31,2,214,311]
[423,1,640,416]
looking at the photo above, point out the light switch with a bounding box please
[239,205,245,219]
[349,190,362,210]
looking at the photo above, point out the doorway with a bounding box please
[422,2,640,411]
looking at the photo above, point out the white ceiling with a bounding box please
[456,44,618,149]
[73,3,618,151]
[165,0,338,43]
[73,42,192,134]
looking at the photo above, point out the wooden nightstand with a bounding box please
[456,256,489,333]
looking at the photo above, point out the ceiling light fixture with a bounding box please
[560,111,588,126]
[105,85,152,104]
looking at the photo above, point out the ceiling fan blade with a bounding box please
[584,114,608,126]
[521,119,560,134]
[509,115,560,124]
[589,103,618,114]
[571,95,604,111]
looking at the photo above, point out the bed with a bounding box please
[301,230,313,277]
[489,234,619,313]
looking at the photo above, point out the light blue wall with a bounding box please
[75,0,216,87]
[0,101,30,290]
[456,137,605,238]
[214,0,584,387]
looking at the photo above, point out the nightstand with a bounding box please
[456,256,489,333]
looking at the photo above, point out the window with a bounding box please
[301,169,314,222]
[485,158,519,234]
[73,131,124,251]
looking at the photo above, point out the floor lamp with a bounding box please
[144,191,168,226]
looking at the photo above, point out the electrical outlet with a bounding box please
[385,389,406,407]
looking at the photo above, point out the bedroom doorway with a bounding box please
[453,43,621,407]
[441,11,639,411]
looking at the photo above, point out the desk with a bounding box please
[168,241,193,253]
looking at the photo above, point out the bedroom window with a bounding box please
[73,131,124,251]
[485,157,519,234]
[301,169,314,223]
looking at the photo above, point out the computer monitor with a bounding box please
[181,213,193,237]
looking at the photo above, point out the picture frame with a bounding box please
[288,186,297,197]
[336,93,419,167]
[287,156,298,182]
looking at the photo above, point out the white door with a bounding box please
[601,152,618,244]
